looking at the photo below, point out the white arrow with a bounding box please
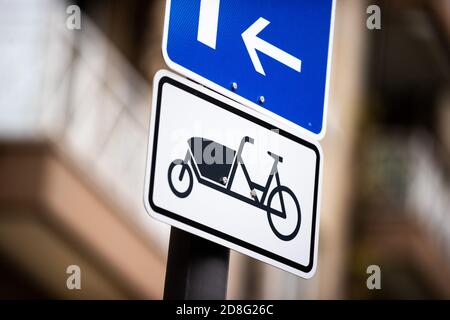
[242,17,302,76]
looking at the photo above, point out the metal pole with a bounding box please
[163,227,230,300]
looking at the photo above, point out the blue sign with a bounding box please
[163,0,335,139]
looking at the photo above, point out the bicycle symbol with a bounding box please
[168,136,301,241]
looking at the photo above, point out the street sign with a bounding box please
[144,70,322,278]
[162,0,335,139]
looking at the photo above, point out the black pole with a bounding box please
[163,227,230,300]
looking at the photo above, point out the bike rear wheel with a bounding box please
[266,186,301,241]
[168,159,193,198]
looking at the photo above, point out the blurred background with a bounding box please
[0,0,449,299]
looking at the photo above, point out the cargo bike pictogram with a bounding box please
[168,136,302,241]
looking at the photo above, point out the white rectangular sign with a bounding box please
[144,70,322,278]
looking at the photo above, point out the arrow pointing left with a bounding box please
[242,17,302,76]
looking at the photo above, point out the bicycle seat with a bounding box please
[267,151,283,163]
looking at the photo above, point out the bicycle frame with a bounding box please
[183,136,286,218]
[229,139,279,202]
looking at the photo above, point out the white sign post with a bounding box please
[144,70,322,278]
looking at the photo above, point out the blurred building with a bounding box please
[349,0,450,299]
[0,0,448,299]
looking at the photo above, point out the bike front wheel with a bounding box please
[266,186,301,241]
[168,159,193,198]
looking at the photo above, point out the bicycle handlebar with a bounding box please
[244,136,254,144]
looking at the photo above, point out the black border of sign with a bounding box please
[148,75,321,273]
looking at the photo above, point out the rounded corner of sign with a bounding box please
[161,46,178,74]
[302,262,318,279]
[154,69,177,86]
[313,139,324,158]
[295,255,318,279]
[315,125,327,142]
[300,129,323,160]
[143,192,160,220]
[142,194,152,214]
[153,69,168,83]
